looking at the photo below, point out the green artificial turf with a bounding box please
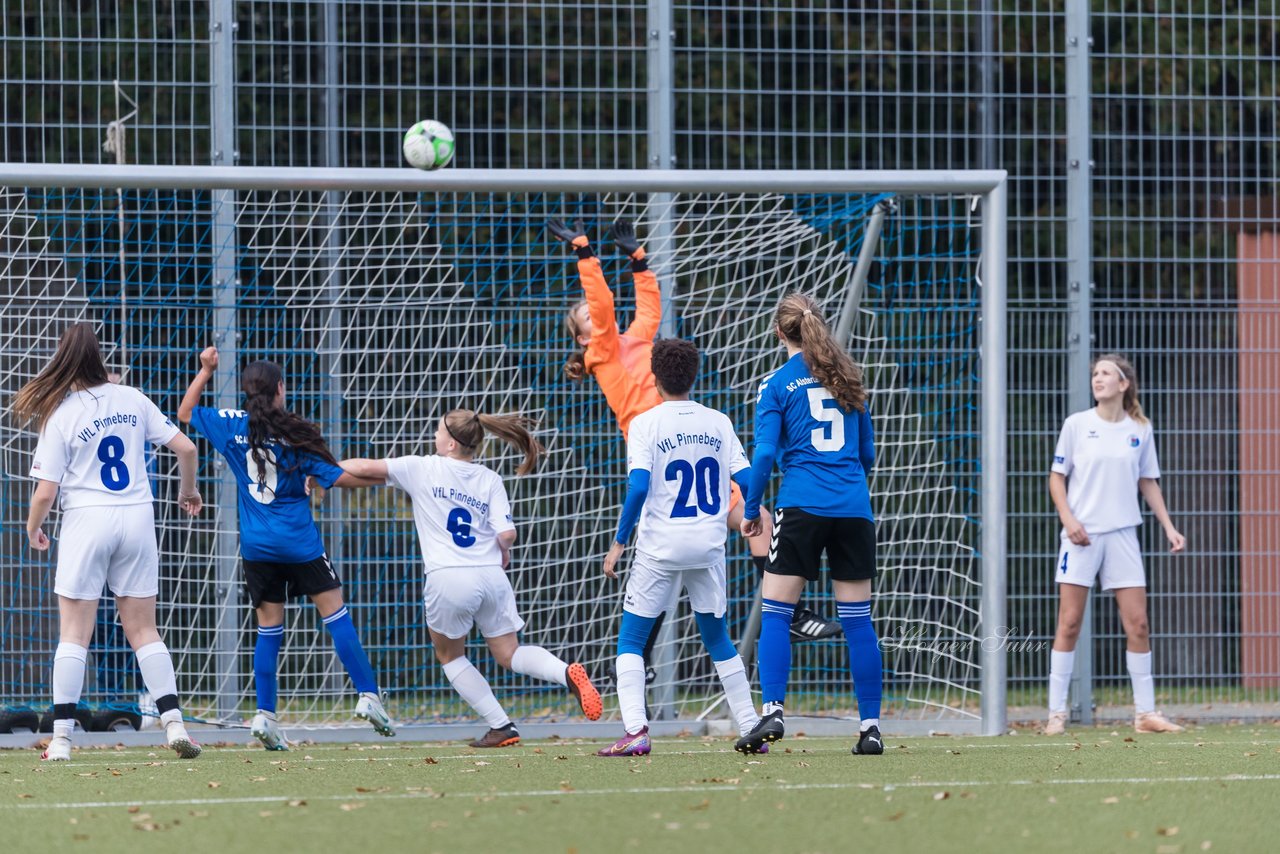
[1,724,1275,854]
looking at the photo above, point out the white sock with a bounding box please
[762,701,784,716]
[1048,649,1075,713]
[161,709,184,727]
[861,717,880,731]
[615,653,648,735]
[135,641,179,702]
[53,642,88,709]
[712,655,758,736]
[510,645,569,686]
[441,657,510,729]
[1126,650,1155,714]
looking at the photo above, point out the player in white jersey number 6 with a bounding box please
[15,323,203,761]
[599,338,763,756]
[1045,353,1186,736]
[340,409,602,747]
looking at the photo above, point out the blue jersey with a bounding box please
[189,405,343,563]
[744,352,875,520]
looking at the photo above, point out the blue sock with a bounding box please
[694,612,736,662]
[254,624,284,713]
[759,598,795,706]
[321,606,379,694]
[837,600,882,722]
[617,611,658,657]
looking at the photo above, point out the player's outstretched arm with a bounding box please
[177,346,218,424]
[613,221,662,342]
[550,218,621,357]
[164,431,203,515]
[339,458,389,485]
[26,479,59,550]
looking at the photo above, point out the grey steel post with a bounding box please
[1064,0,1094,726]
[978,0,997,171]
[980,180,1009,736]
[646,0,678,720]
[834,198,894,348]
[319,0,349,697]
[210,0,240,721]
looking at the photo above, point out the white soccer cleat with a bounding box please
[1044,711,1068,736]
[251,711,288,751]
[354,692,395,737]
[166,720,202,759]
[41,734,72,761]
[1134,710,1184,733]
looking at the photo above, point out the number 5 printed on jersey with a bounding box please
[807,387,845,452]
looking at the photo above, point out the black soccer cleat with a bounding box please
[790,608,842,642]
[852,725,884,755]
[735,710,785,754]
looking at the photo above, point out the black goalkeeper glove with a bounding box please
[611,220,648,271]
[547,218,593,259]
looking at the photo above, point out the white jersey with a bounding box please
[30,384,180,510]
[385,454,515,573]
[1051,408,1160,535]
[626,399,750,569]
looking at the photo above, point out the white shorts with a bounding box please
[623,556,727,618]
[423,564,526,640]
[55,503,159,600]
[1056,526,1146,590]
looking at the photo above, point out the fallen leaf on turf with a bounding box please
[532,748,544,754]
[795,761,810,767]
[258,811,274,818]
[1157,847,1180,854]
[1124,830,1139,840]
[423,756,438,765]
[1245,752,1258,757]
[1201,842,1212,850]
[355,786,390,793]
[16,794,32,799]
[960,792,976,799]
[288,800,307,808]
[474,761,491,767]
[77,773,96,778]
[339,803,364,812]
[1157,827,1179,837]
[430,820,448,829]
[1123,737,1135,743]
[73,834,89,841]
[689,799,710,811]
[560,782,575,792]
[133,822,162,832]
[1102,797,1119,804]
[207,782,220,789]
[110,770,122,777]
[250,776,268,782]
[1047,796,1057,804]
[933,791,950,801]
[885,811,905,821]
[948,750,961,755]
[555,755,569,761]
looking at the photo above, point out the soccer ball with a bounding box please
[402,120,455,170]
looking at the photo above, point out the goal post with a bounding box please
[0,166,1007,741]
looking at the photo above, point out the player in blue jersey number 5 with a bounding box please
[17,323,203,761]
[179,346,393,749]
[735,293,885,757]
[340,409,602,748]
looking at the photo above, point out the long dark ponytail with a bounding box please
[774,292,867,413]
[444,408,545,476]
[241,361,337,479]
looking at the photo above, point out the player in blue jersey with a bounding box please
[734,293,885,756]
[178,346,392,749]
[598,338,762,756]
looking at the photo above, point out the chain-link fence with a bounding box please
[3,0,1278,724]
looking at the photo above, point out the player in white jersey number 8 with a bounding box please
[16,323,203,761]
[340,409,602,747]
[1045,353,1186,736]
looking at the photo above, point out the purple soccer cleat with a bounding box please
[597,727,652,757]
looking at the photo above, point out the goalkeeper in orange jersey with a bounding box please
[549,218,840,642]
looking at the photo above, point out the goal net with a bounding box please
[0,168,1005,736]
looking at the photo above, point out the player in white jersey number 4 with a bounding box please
[341,409,601,747]
[1045,353,1186,736]
[15,323,203,761]
[599,339,763,756]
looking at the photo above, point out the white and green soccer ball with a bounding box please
[402,119,455,170]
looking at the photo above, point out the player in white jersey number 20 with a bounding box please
[15,323,203,761]
[340,408,601,747]
[598,339,762,757]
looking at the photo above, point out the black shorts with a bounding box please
[767,508,877,582]
[243,554,342,609]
